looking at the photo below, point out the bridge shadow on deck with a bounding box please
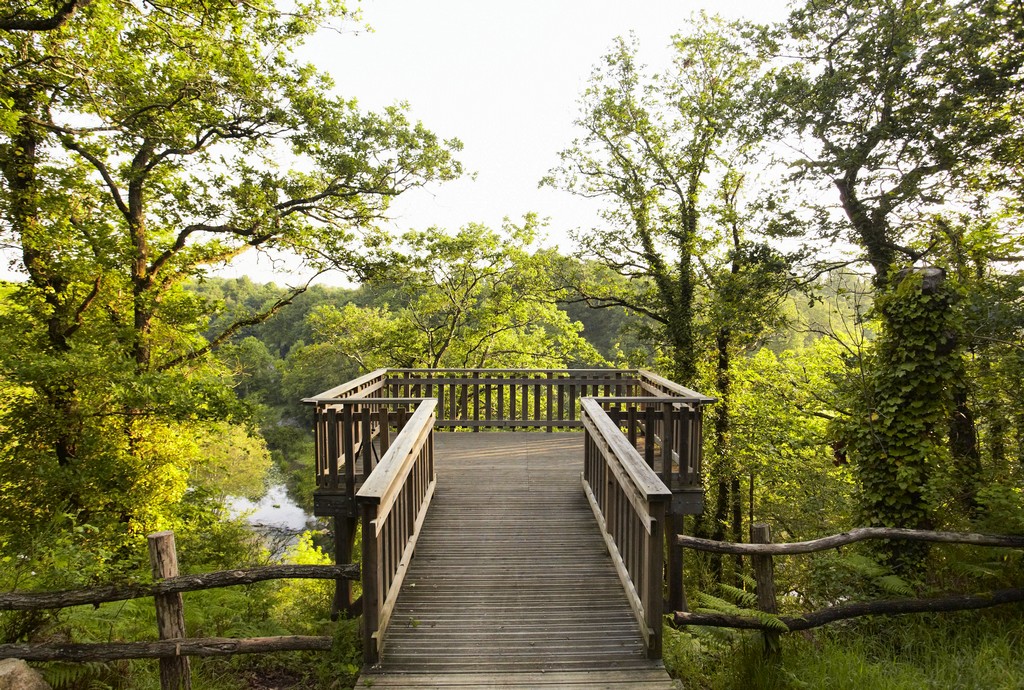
[364,432,674,687]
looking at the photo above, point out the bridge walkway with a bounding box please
[358,432,676,688]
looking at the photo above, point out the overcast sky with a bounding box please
[227,0,794,284]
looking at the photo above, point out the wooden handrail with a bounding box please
[387,367,637,374]
[580,398,670,658]
[356,399,437,665]
[303,368,389,402]
[637,369,716,403]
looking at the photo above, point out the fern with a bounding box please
[718,583,758,609]
[949,560,1001,579]
[838,553,915,596]
[841,553,887,578]
[42,661,111,690]
[874,574,915,597]
[696,592,789,632]
[737,572,758,590]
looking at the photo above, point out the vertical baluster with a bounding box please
[557,375,565,427]
[536,372,544,421]
[521,378,528,426]
[473,379,480,432]
[545,373,553,432]
[510,378,517,427]
[485,374,492,427]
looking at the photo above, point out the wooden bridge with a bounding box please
[306,369,712,688]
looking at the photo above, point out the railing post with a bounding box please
[647,499,666,658]
[361,504,380,665]
[667,513,687,613]
[147,531,191,690]
[750,523,780,658]
[332,515,357,618]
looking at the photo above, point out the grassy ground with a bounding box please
[664,607,1024,689]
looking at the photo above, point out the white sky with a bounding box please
[225,0,795,284]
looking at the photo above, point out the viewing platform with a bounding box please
[305,369,712,687]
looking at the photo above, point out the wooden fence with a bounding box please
[0,531,359,689]
[675,525,1024,654]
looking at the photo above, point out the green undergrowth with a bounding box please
[19,531,363,690]
[664,607,1024,690]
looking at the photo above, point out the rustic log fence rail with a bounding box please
[674,524,1024,652]
[0,531,360,690]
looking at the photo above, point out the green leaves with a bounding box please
[0,0,462,567]
[286,220,603,375]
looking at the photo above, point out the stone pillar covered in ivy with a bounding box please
[844,267,958,569]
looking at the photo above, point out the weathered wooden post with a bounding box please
[147,531,191,690]
[750,523,780,658]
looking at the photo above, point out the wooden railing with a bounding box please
[387,368,644,430]
[310,397,419,499]
[599,396,704,504]
[304,368,714,659]
[355,399,437,665]
[580,397,671,658]
[306,368,712,501]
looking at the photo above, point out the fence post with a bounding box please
[147,531,191,690]
[750,523,780,658]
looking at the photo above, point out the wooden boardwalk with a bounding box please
[359,432,675,688]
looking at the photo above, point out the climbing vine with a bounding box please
[841,269,960,558]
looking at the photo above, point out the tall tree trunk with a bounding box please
[670,248,696,385]
[710,327,732,582]
[1,92,81,467]
[949,373,982,515]
[730,475,743,581]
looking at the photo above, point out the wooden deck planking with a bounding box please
[359,432,674,688]
[363,668,679,688]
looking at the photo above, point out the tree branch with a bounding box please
[0,0,93,31]
[158,274,323,371]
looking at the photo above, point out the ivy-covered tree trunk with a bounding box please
[709,327,736,582]
[844,267,958,571]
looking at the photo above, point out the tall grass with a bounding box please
[665,607,1024,689]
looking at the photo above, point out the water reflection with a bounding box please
[228,484,312,532]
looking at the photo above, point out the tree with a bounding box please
[773,0,1024,538]
[0,0,461,551]
[284,220,601,387]
[774,0,1024,287]
[548,17,795,582]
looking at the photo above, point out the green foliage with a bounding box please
[696,590,789,632]
[0,0,461,569]
[286,219,602,383]
[191,421,273,501]
[547,16,779,385]
[839,271,960,551]
[666,608,1024,689]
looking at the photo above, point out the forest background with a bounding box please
[0,0,1022,688]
